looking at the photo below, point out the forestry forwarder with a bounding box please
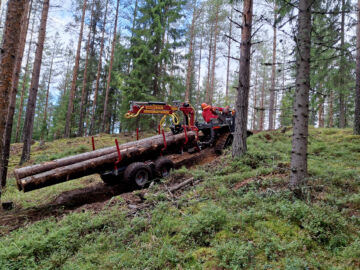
[14,101,251,193]
[125,100,251,155]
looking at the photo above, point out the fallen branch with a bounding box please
[169,177,195,193]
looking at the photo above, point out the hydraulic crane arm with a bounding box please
[125,101,197,130]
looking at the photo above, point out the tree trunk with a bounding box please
[90,0,109,135]
[355,0,360,135]
[318,96,324,128]
[196,35,203,114]
[185,1,197,103]
[15,0,37,143]
[328,91,334,127]
[232,0,253,157]
[209,3,220,104]
[259,69,265,131]
[225,6,233,101]
[205,24,213,104]
[289,0,312,189]
[127,0,138,74]
[273,85,277,129]
[252,63,258,130]
[16,132,196,192]
[64,0,87,138]
[268,3,277,130]
[40,40,56,146]
[20,0,50,165]
[339,0,346,128]
[102,0,120,134]
[0,0,31,187]
[0,0,28,190]
[78,0,95,137]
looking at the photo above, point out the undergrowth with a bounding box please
[0,128,359,269]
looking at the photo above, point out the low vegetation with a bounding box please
[1,128,359,269]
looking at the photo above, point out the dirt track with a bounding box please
[0,148,217,235]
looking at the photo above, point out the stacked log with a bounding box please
[15,132,196,192]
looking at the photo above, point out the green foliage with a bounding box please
[119,0,186,131]
[35,145,88,163]
[215,239,254,269]
[280,89,294,127]
[181,204,227,245]
[1,128,360,269]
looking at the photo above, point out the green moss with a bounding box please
[1,128,360,269]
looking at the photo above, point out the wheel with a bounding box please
[214,133,233,155]
[100,171,118,185]
[155,157,174,178]
[124,162,152,188]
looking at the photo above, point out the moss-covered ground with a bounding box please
[1,128,359,269]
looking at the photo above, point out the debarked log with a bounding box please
[14,132,173,180]
[16,132,196,192]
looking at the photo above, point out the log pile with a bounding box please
[15,132,196,192]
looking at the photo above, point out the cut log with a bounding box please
[16,132,196,192]
[14,132,172,180]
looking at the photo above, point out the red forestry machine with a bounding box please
[14,101,251,193]
[125,100,245,153]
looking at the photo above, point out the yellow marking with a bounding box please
[143,110,171,114]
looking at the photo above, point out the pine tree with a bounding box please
[78,0,95,136]
[15,0,38,143]
[268,2,277,130]
[64,0,87,138]
[0,0,28,189]
[90,0,109,135]
[232,0,253,157]
[102,0,120,133]
[121,0,185,130]
[356,0,360,135]
[185,0,198,103]
[20,0,50,165]
[0,0,31,187]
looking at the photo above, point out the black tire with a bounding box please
[100,174,117,185]
[100,171,119,185]
[214,133,233,155]
[155,157,174,178]
[124,162,152,188]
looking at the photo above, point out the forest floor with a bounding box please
[0,128,360,269]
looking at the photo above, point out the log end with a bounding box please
[14,172,23,191]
